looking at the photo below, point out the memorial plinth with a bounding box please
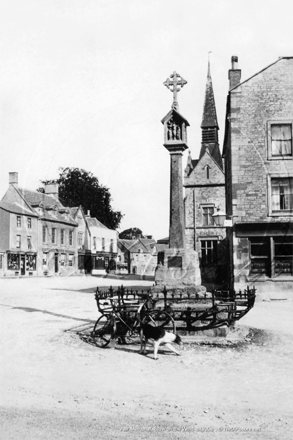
[154,72,203,294]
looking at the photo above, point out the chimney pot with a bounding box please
[44,183,59,199]
[9,172,18,185]
[231,55,238,69]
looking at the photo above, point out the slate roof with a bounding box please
[87,217,109,230]
[18,188,63,208]
[17,187,77,226]
[0,201,38,217]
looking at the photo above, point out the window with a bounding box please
[27,217,32,229]
[274,236,293,275]
[16,235,21,249]
[268,121,293,158]
[42,225,47,243]
[202,206,215,226]
[249,237,270,276]
[249,236,293,277]
[0,254,3,269]
[8,253,20,270]
[52,228,56,244]
[26,255,36,271]
[93,237,96,250]
[60,229,64,245]
[69,230,73,246]
[271,124,292,156]
[102,238,105,251]
[110,239,114,253]
[78,232,83,247]
[271,178,293,212]
[205,165,210,179]
[200,240,218,264]
[17,216,21,227]
[27,236,32,249]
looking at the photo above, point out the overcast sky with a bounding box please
[0,0,292,239]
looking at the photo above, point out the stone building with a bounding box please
[223,56,293,293]
[69,207,92,274]
[0,172,78,276]
[86,215,118,275]
[118,237,157,276]
[184,62,227,288]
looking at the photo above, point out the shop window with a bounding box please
[274,236,293,275]
[268,123,292,157]
[200,240,218,264]
[201,206,215,226]
[26,255,36,271]
[249,237,270,276]
[16,235,21,249]
[27,217,32,229]
[271,177,293,212]
[17,216,21,227]
[8,253,20,270]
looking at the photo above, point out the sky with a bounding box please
[0,0,292,239]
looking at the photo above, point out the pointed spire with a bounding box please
[199,55,222,169]
[201,59,219,129]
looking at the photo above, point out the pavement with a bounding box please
[0,275,292,439]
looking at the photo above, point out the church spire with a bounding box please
[199,57,222,168]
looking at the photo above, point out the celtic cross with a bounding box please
[163,71,187,110]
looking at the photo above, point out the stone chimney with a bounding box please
[9,172,18,185]
[228,55,241,90]
[85,210,91,218]
[44,182,59,199]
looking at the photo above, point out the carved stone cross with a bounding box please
[163,71,187,110]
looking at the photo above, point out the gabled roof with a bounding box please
[161,108,190,126]
[0,200,38,217]
[87,217,109,230]
[230,56,293,91]
[193,148,225,176]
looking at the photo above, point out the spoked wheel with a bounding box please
[92,314,115,348]
[144,310,176,333]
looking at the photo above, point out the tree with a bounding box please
[39,167,123,229]
[119,227,143,240]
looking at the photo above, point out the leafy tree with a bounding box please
[119,227,143,239]
[39,167,123,229]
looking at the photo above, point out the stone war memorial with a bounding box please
[154,71,205,296]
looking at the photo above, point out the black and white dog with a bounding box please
[139,323,182,360]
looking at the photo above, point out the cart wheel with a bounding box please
[144,310,176,333]
[92,315,115,348]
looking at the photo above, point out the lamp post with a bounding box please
[212,208,226,227]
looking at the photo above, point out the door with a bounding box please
[55,253,59,273]
[20,255,25,275]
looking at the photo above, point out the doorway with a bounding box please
[55,253,59,273]
[20,255,25,275]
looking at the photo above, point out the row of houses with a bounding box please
[184,55,293,293]
[0,172,167,277]
[0,173,118,277]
